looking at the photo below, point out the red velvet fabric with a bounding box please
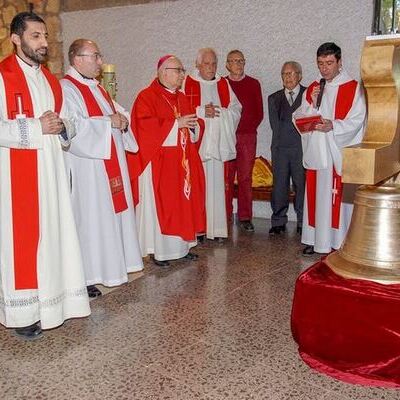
[291,259,400,388]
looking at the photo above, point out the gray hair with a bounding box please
[196,48,218,65]
[281,61,302,75]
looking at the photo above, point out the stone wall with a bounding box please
[0,0,63,77]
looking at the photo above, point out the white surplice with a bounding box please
[61,67,143,287]
[0,57,90,329]
[294,70,366,253]
[185,71,241,239]
[136,119,197,261]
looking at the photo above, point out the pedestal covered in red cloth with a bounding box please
[291,260,400,388]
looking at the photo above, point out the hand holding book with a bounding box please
[293,115,333,133]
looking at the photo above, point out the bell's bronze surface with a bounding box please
[326,184,400,283]
[327,36,400,283]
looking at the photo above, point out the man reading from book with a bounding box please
[295,42,366,256]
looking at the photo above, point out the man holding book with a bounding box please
[294,42,366,256]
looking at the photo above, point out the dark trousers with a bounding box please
[226,134,257,222]
[271,146,305,227]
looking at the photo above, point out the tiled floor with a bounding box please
[1,219,399,400]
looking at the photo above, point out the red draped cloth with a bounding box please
[291,259,400,388]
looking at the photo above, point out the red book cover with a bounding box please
[294,115,323,133]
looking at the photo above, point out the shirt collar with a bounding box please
[284,84,300,96]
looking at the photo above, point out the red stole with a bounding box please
[183,76,232,219]
[183,75,231,147]
[128,79,206,241]
[305,80,358,228]
[63,75,128,213]
[0,54,62,290]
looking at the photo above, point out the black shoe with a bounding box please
[240,220,255,232]
[197,234,206,243]
[269,226,284,235]
[302,245,315,256]
[87,285,102,298]
[297,226,302,235]
[184,252,199,261]
[151,256,170,268]
[215,237,225,243]
[14,323,43,341]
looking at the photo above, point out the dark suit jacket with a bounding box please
[268,85,306,149]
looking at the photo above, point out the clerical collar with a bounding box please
[75,69,94,81]
[16,54,40,70]
[157,79,176,93]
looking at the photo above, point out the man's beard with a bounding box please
[21,39,47,65]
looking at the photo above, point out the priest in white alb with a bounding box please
[61,39,143,296]
[294,42,366,256]
[0,12,90,340]
[182,48,242,240]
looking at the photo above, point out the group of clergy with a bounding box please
[0,12,246,340]
[0,11,366,341]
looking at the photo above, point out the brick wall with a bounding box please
[0,0,63,77]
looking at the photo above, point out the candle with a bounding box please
[102,64,115,73]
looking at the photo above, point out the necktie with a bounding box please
[289,91,294,106]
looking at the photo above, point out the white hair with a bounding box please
[196,48,218,65]
[281,61,302,75]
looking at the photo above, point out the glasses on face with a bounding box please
[227,59,245,64]
[77,53,103,60]
[281,71,299,78]
[165,67,186,74]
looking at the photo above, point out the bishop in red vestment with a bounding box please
[128,55,205,267]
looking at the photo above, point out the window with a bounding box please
[373,0,400,34]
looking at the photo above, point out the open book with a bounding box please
[293,114,323,133]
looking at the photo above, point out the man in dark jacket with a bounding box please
[268,61,305,235]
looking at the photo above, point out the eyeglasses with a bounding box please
[165,67,186,74]
[281,71,299,77]
[77,53,103,60]
[227,59,245,64]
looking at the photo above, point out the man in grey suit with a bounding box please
[268,61,306,235]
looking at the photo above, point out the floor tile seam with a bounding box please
[144,359,204,388]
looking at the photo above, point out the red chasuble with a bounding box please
[128,79,205,241]
[0,54,62,289]
[63,75,128,213]
[304,80,357,228]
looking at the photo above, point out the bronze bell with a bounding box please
[326,184,400,284]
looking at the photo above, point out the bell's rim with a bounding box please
[326,251,400,284]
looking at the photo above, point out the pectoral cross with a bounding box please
[11,94,28,119]
[332,177,339,206]
[186,88,199,108]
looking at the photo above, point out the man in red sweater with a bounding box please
[226,50,264,231]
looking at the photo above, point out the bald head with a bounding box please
[68,38,103,79]
[68,39,94,65]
